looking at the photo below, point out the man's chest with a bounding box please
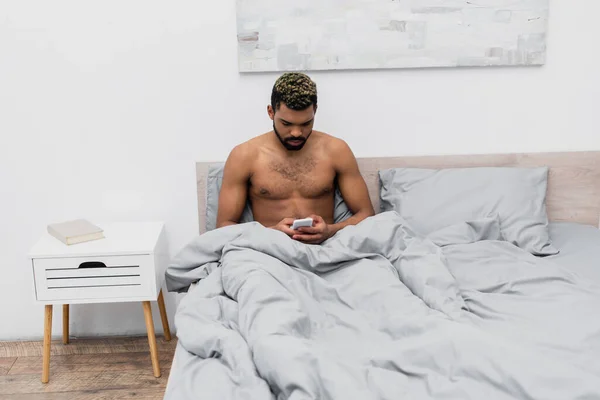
[250,157,336,200]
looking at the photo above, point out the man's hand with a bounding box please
[292,215,331,244]
[270,218,297,237]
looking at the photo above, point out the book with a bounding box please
[47,219,105,245]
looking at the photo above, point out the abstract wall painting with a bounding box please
[236,0,549,72]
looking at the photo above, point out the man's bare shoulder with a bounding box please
[227,134,269,163]
[316,132,354,156]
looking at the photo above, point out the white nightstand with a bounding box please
[28,221,172,383]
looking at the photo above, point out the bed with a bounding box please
[164,150,600,399]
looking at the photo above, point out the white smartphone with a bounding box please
[291,217,314,230]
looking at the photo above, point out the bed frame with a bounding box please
[195,151,600,234]
[167,150,600,397]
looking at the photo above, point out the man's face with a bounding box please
[268,102,316,151]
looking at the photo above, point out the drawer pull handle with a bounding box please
[78,261,107,269]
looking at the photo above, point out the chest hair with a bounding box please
[268,157,317,182]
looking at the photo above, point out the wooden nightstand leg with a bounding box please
[62,305,69,344]
[142,301,161,378]
[42,305,53,383]
[157,289,171,341]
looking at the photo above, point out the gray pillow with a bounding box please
[378,167,558,256]
[205,163,353,231]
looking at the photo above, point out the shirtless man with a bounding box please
[216,72,374,244]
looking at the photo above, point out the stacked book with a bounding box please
[47,219,105,245]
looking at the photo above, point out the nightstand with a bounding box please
[28,221,172,383]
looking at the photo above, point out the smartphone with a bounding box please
[291,217,314,230]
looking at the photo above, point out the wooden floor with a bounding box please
[0,336,177,399]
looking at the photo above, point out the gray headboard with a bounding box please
[196,151,600,234]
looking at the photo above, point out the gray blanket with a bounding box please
[165,212,600,399]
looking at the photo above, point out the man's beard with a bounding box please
[274,124,311,151]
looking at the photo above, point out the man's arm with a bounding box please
[327,139,375,236]
[216,145,252,228]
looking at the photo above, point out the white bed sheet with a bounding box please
[165,282,199,398]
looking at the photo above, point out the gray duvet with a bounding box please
[165,212,600,399]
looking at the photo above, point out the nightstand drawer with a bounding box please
[33,254,154,302]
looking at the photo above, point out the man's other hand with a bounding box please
[271,218,296,237]
[292,215,331,244]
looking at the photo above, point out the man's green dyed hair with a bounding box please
[271,72,318,111]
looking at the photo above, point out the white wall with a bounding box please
[1,0,599,341]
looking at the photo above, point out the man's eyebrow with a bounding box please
[279,118,314,125]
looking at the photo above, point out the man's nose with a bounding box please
[290,128,303,137]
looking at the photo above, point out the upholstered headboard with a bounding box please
[196,151,600,234]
